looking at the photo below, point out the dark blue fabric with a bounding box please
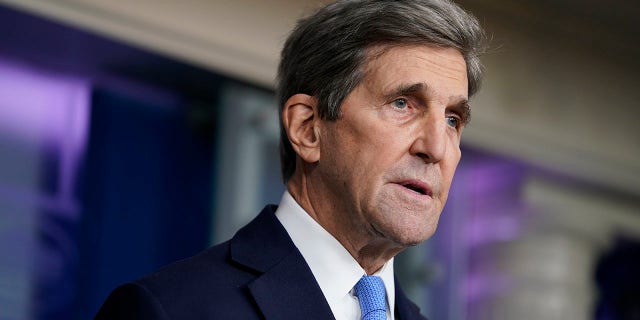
[95,206,427,319]
[355,276,387,320]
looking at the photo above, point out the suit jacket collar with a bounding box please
[229,205,427,320]
[230,205,335,319]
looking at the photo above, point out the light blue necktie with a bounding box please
[354,275,387,320]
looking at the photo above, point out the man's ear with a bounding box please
[282,94,321,164]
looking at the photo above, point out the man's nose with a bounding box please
[409,113,448,163]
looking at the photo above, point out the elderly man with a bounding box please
[96,0,484,319]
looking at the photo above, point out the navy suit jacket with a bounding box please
[95,205,427,319]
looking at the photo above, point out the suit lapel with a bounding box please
[248,250,335,319]
[229,206,335,319]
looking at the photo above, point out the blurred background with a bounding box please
[0,0,638,319]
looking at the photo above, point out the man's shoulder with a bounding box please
[96,241,263,319]
[131,205,284,295]
[139,204,282,288]
[96,205,302,319]
[138,240,239,287]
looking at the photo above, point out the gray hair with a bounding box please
[277,0,486,181]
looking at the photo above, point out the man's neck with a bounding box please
[286,172,405,274]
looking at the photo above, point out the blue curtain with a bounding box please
[73,87,214,319]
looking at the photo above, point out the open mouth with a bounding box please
[398,181,430,196]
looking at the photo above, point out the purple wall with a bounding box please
[0,58,89,319]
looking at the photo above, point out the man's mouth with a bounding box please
[397,180,432,197]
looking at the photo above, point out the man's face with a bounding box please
[314,45,469,246]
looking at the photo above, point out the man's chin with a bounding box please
[384,225,438,248]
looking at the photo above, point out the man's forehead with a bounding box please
[359,45,469,98]
[364,43,465,66]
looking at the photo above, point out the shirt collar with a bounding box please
[275,191,395,315]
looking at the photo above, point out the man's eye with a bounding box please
[391,98,408,109]
[446,116,459,128]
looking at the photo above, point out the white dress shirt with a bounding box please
[275,191,395,320]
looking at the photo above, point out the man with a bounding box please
[96,0,484,319]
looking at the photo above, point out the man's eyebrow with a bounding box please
[458,101,472,125]
[382,82,428,101]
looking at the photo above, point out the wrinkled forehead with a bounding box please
[358,44,468,96]
[363,43,465,72]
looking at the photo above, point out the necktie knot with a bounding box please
[354,275,387,320]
